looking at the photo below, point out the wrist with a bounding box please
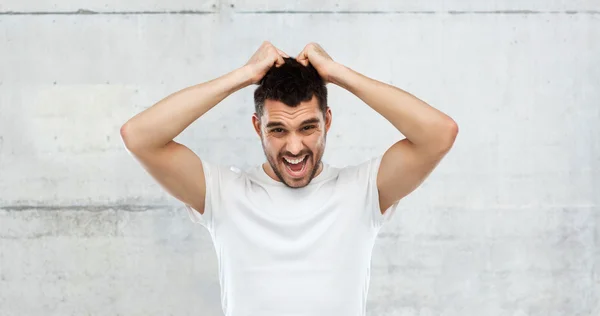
[235,65,255,88]
[327,62,350,87]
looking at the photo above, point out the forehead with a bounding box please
[261,97,322,127]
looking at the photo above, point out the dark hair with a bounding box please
[254,57,328,121]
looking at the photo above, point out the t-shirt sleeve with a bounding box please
[361,155,401,228]
[184,159,221,230]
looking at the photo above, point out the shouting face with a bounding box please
[252,95,332,188]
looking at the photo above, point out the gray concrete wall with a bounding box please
[1,1,598,315]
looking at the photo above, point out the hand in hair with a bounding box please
[244,41,290,85]
[296,43,336,83]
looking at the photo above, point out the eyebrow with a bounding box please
[266,117,320,129]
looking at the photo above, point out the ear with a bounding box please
[324,107,332,133]
[252,113,262,137]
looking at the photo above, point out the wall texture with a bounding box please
[0,1,598,315]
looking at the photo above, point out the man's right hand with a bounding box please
[244,41,289,85]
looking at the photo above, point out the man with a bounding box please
[120,41,458,316]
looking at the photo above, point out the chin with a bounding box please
[278,167,313,188]
[284,178,311,189]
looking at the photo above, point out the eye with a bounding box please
[272,128,284,133]
[303,125,315,131]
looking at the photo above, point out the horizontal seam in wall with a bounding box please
[0,10,599,15]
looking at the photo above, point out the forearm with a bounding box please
[329,63,456,150]
[121,66,253,151]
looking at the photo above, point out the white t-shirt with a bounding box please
[185,155,400,316]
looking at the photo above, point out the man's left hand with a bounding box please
[296,43,337,83]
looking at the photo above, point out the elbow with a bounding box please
[119,123,129,140]
[436,119,458,153]
[443,119,459,150]
[120,122,139,151]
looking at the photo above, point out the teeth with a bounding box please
[284,155,306,165]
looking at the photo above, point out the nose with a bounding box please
[285,133,304,156]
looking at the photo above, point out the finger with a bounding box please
[298,56,309,67]
[275,54,285,67]
[296,50,309,66]
[276,48,289,58]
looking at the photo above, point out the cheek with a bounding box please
[263,138,281,155]
[313,134,325,149]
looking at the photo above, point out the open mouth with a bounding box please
[282,155,309,178]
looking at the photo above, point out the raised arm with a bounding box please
[331,64,458,212]
[120,41,289,215]
[297,43,458,213]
